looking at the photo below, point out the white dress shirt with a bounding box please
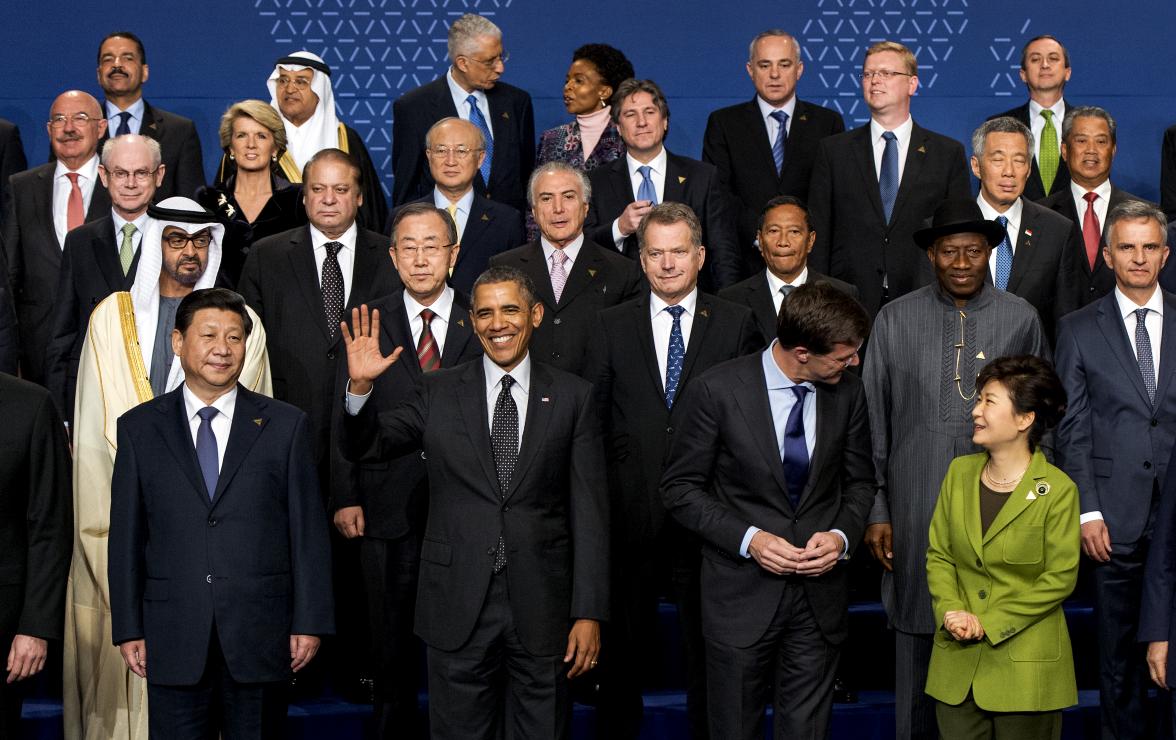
[1028,98,1066,165]
[110,211,151,260]
[765,267,809,316]
[405,286,455,357]
[446,68,493,141]
[433,187,474,241]
[541,234,584,276]
[611,148,669,248]
[105,97,145,135]
[182,383,237,473]
[756,95,797,142]
[310,222,357,305]
[870,116,914,182]
[650,289,698,388]
[1070,179,1113,238]
[483,354,531,449]
[976,195,1024,280]
[52,155,100,247]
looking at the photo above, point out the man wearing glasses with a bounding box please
[393,13,535,214]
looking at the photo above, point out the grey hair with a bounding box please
[1063,106,1117,145]
[101,134,162,170]
[637,202,703,252]
[971,117,1034,158]
[1103,200,1168,245]
[527,161,591,208]
[447,14,502,60]
[747,30,802,63]
[424,116,486,151]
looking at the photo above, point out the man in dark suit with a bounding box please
[661,282,874,740]
[1058,200,1176,740]
[4,90,110,385]
[0,250,16,375]
[331,203,482,738]
[94,32,204,199]
[392,13,534,213]
[808,40,971,316]
[388,117,525,294]
[970,117,1083,343]
[1040,106,1147,306]
[0,373,71,736]
[340,265,609,739]
[986,35,1074,203]
[720,195,859,341]
[491,162,643,376]
[109,288,333,739]
[46,134,163,419]
[589,203,761,739]
[585,79,741,291]
[0,118,27,230]
[702,30,844,269]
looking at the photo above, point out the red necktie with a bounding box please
[65,172,84,233]
[416,308,440,372]
[1082,191,1100,271]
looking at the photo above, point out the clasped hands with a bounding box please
[748,530,842,576]
[943,610,985,642]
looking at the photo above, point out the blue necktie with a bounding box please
[115,111,131,137]
[1135,308,1157,405]
[196,407,219,500]
[879,131,899,223]
[769,110,789,175]
[637,165,657,205]
[664,305,686,408]
[782,385,810,509]
[466,94,493,185]
[994,215,1013,291]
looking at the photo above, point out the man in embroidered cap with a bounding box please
[62,197,271,740]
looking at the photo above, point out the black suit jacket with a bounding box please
[2,162,110,384]
[341,358,609,655]
[702,98,845,262]
[588,292,762,546]
[0,247,16,375]
[1039,184,1143,305]
[1162,123,1176,222]
[0,118,27,231]
[329,289,482,539]
[239,226,401,475]
[0,374,71,640]
[392,75,535,213]
[661,353,875,646]
[719,269,860,343]
[490,239,643,376]
[109,386,334,686]
[987,101,1072,203]
[585,150,742,290]
[808,121,971,315]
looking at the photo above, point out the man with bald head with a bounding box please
[3,90,110,385]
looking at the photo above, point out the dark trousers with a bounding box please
[934,692,1062,740]
[360,533,424,739]
[705,581,838,740]
[895,629,936,740]
[146,628,288,740]
[426,571,570,740]
[1092,539,1154,740]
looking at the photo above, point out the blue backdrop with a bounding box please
[3,0,1172,202]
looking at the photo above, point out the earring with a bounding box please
[271,154,278,162]
[229,153,235,160]
[599,97,607,108]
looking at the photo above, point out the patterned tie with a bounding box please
[416,308,441,372]
[781,385,811,509]
[195,407,220,500]
[769,110,789,175]
[879,131,899,223]
[116,111,132,137]
[994,215,1013,291]
[65,172,85,232]
[1082,192,1101,271]
[550,249,569,303]
[321,241,345,339]
[466,94,494,185]
[663,305,686,408]
[1135,308,1157,405]
[1039,110,1059,193]
[637,165,657,205]
[445,202,459,235]
[119,222,137,276]
[490,375,518,573]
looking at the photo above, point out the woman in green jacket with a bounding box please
[925,355,1079,739]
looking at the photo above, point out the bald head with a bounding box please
[48,90,107,169]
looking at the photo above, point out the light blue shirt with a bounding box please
[105,98,145,135]
[446,68,493,140]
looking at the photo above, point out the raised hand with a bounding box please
[341,305,403,395]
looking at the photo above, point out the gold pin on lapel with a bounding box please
[457,318,465,327]
[917,145,926,153]
[502,111,510,119]
[678,176,686,184]
[799,115,808,121]
[481,213,489,221]
[588,268,598,277]
[700,308,710,317]
[253,418,264,426]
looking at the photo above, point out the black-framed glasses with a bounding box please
[48,113,100,128]
[163,232,212,250]
[860,70,914,81]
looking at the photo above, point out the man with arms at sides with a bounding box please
[660,282,872,739]
[986,35,1074,203]
[391,117,525,294]
[0,372,71,737]
[491,162,643,376]
[971,117,1084,345]
[339,265,609,739]
[331,203,482,737]
[47,134,164,420]
[1040,106,1147,307]
[94,31,203,199]
[109,288,331,740]
[720,195,858,341]
[393,14,535,214]
[4,90,110,385]
[703,30,844,272]
[863,199,1048,740]
[585,79,741,291]
[1057,201,1176,740]
[808,41,970,316]
[0,118,27,230]
[65,198,270,740]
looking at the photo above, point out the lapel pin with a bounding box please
[457,318,465,327]
[1035,481,1050,496]
[481,213,489,221]
[541,396,550,403]
[917,145,926,153]
[1023,229,1033,237]
[799,114,808,121]
[678,176,686,184]
[588,268,598,277]
[502,111,510,119]
[253,418,264,426]
[1025,491,1037,501]
[700,308,710,317]
[976,351,986,359]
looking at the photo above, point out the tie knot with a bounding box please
[1136,308,1150,323]
[324,240,343,257]
[666,305,686,319]
[638,165,652,178]
[882,131,897,142]
[996,215,1008,228]
[197,407,219,423]
[466,94,479,107]
[420,308,436,324]
[781,284,796,297]
[1041,109,1054,122]
[551,249,569,266]
[1083,191,1098,204]
[121,222,137,237]
[119,111,131,123]
[65,172,80,185]
[770,110,789,126]
[790,385,810,403]
[501,375,515,391]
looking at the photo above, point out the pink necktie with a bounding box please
[551,249,569,302]
[65,172,84,233]
[1082,192,1100,271]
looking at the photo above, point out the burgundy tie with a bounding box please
[416,308,440,372]
[65,172,84,233]
[1082,192,1101,271]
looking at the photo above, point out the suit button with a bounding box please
[552,352,561,360]
[327,351,336,360]
[208,518,217,527]
[666,426,673,434]
[882,237,890,245]
[553,318,562,325]
[486,547,496,556]
[503,505,511,512]
[976,558,982,568]
[420,451,427,460]
[206,574,213,584]
[1145,461,1153,470]
[978,590,987,599]
[1153,419,1160,427]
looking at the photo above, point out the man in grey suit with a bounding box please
[862,199,1048,740]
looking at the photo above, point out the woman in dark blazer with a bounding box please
[197,100,306,284]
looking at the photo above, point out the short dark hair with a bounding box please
[302,148,363,190]
[610,78,670,124]
[975,355,1067,450]
[390,202,458,246]
[571,44,635,93]
[472,265,536,309]
[175,289,254,337]
[776,282,869,355]
[1019,34,1070,70]
[758,195,811,232]
[98,31,147,65]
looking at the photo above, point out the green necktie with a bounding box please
[1039,109,1059,193]
[119,222,137,276]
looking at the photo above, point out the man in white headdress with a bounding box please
[62,197,271,740]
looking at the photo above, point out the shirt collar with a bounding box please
[404,285,456,324]
[54,154,100,182]
[434,186,475,214]
[1028,97,1066,120]
[765,266,809,295]
[975,193,1024,224]
[625,147,668,178]
[447,67,486,104]
[309,222,358,251]
[112,211,152,236]
[756,95,797,122]
[870,115,913,144]
[483,353,531,396]
[1115,285,1165,317]
[649,288,699,319]
[106,97,145,123]
[1071,178,1113,203]
[761,339,813,391]
[540,233,584,265]
[182,383,238,425]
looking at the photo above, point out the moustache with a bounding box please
[177,257,204,267]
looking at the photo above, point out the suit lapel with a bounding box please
[289,230,332,342]
[348,231,384,312]
[797,383,836,510]
[33,167,63,252]
[457,361,500,499]
[891,124,929,224]
[382,296,420,379]
[86,184,111,221]
[750,275,779,337]
[141,102,161,139]
[457,198,493,271]
[516,243,558,309]
[963,460,985,558]
[557,242,601,307]
[732,359,790,496]
[632,295,664,399]
[506,363,554,501]
[441,300,476,366]
[607,158,634,208]
[93,225,127,291]
[1095,295,1153,408]
[850,128,885,224]
[1155,293,1176,403]
[156,390,211,508]
[983,452,1050,544]
[678,293,712,388]
[212,389,267,505]
[1006,201,1038,293]
[663,152,686,203]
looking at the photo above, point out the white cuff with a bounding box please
[344,381,372,416]
[1079,511,1104,525]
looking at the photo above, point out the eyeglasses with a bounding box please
[48,113,100,129]
[465,51,509,67]
[426,145,483,160]
[106,167,159,183]
[860,69,914,81]
[395,243,455,259]
[163,232,212,250]
[276,77,312,89]
[817,347,860,368]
